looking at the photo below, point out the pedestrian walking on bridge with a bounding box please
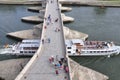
[55,69,59,75]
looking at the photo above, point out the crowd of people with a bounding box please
[42,1,68,79]
[48,55,69,80]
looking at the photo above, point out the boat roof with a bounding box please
[65,39,84,46]
[22,39,40,43]
[71,39,84,45]
[18,39,40,47]
[65,40,72,46]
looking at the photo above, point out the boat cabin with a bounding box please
[13,39,40,54]
[65,39,84,55]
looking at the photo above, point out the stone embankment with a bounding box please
[0,0,42,5]
[0,0,120,7]
[28,6,72,12]
[59,0,120,7]
[0,57,109,80]
[7,24,88,40]
[0,58,30,80]
[21,14,74,24]
[68,58,109,80]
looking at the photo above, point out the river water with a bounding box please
[0,5,38,45]
[0,5,120,80]
[65,7,120,80]
[0,5,38,60]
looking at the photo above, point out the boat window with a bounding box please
[32,42,39,44]
[20,51,23,53]
[29,51,31,53]
[32,51,35,53]
[23,47,38,50]
[23,47,29,50]
[105,51,107,53]
[67,47,71,49]
[90,51,92,53]
[108,51,111,52]
[68,51,71,53]
[31,47,38,50]
[76,49,78,52]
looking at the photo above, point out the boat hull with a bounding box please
[68,51,119,57]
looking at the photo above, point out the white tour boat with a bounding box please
[1,39,120,57]
[1,39,40,56]
[65,39,120,57]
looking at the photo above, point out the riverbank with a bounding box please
[1,0,120,7]
[0,0,42,5]
[0,57,109,80]
[60,0,120,7]
[0,58,30,80]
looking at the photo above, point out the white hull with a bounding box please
[68,52,119,57]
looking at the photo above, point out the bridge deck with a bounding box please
[15,0,68,80]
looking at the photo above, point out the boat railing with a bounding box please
[82,46,105,49]
[84,41,104,45]
[81,49,118,54]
